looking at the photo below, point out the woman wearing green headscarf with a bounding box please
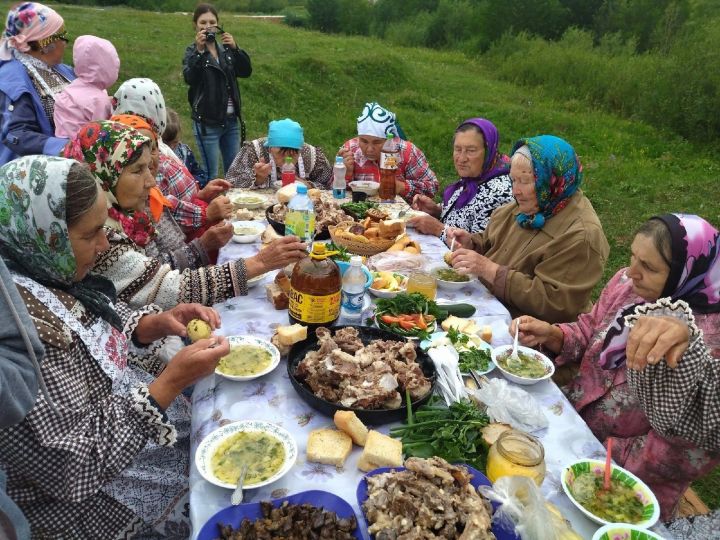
[0,155,230,537]
[63,120,306,310]
[448,135,609,323]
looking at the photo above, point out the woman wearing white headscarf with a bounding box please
[0,2,75,165]
[338,102,439,202]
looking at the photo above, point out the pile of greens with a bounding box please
[446,327,492,373]
[340,201,378,219]
[372,292,447,340]
[391,394,490,472]
[325,242,351,262]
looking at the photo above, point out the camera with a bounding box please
[205,27,223,43]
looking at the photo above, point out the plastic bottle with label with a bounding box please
[284,183,315,243]
[281,156,296,186]
[379,133,398,201]
[341,255,365,323]
[289,242,342,331]
[333,155,347,199]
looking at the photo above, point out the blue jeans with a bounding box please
[192,116,240,178]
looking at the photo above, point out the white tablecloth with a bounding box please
[189,219,670,539]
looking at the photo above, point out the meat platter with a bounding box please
[287,325,436,424]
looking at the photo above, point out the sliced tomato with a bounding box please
[380,315,401,324]
[399,320,416,330]
[416,315,428,330]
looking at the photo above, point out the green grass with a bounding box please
[7,2,720,509]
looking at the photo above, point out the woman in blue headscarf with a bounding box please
[448,135,610,323]
[409,117,513,239]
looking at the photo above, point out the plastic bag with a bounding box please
[471,378,548,432]
[478,476,582,540]
[366,251,427,273]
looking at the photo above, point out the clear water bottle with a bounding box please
[333,155,346,199]
[341,255,365,323]
[285,183,315,243]
[281,156,296,186]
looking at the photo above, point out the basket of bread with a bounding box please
[329,216,405,256]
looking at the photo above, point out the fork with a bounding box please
[230,463,249,505]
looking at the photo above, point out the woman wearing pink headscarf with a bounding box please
[0,2,75,166]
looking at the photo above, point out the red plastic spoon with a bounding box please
[604,437,614,491]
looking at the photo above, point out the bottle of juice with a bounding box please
[284,183,315,243]
[281,156,296,186]
[289,242,342,330]
[379,133,398,201]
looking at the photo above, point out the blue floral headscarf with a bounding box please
[0,155,122,329]
[511,135,582,230]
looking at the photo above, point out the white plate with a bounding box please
[195,420,297,490]
[229,192,269,209]
[420,331,495,376]
[592,524,664,540]
[348,180,379,196]
[368,272,408,299]
[429,265,474,290]
[215,335,281,381]
[492,344,555,385]
[231,220,264,243]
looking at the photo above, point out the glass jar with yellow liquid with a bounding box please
[406,271,437,300]
[486,429,546,486]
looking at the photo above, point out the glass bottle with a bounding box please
[486,429,546,486]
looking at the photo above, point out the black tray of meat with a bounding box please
[288,325,436,424]
[265,205,330,241]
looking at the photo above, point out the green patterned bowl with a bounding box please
[561,459,660,528]
[591,523,665,540]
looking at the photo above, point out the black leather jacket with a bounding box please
[182,42,251,135]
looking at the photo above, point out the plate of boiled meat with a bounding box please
[288,326,436,424]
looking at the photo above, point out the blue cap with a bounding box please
[335,156,344,164]
[265,118,304,149]
[296,182,308,194]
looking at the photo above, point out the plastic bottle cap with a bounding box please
[296,183,308,194]
[386,133,393,139]
[335,156,344,164]
[350,255,362,266]
[284,156,293,163]
[311,242,326,255]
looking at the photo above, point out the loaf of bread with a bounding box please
[261,225,282,244]
[266,282,288,310]
[357,430,403,472]
[334,410,369,446]
[307,429,353,467]
[378,219,405,239]
[274,272,291,294]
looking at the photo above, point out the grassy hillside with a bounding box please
[5,2,720,508]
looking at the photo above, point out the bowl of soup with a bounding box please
[591,524,664,540]
[492,345,554,385]
[231,220,264,243]
[229,192,269,209]
[215,336,281,381]
[562,459,660,528]
[430,265,473,290]
[195,420,297,490]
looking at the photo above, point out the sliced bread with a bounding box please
[306,429,352,467]
[334,410,369,446]
[357,430,402,472]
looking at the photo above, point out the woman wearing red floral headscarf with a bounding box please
[63,120,307,310]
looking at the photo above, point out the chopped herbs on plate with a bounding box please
[371,293,447,339]
[340,201,378,219]
[445,327,492,372]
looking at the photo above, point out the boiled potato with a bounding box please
[187,319,212,342]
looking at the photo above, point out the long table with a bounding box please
[189,214,670,539]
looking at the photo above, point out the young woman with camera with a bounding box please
[183,3,252,178]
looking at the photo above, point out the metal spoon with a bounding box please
[231,463,249,505]
[508,322,522,370]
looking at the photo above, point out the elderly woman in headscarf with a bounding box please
[0,2,74,166]
[338,102,439,202]
[63,121,306,310]
[226,118,333,189]
[513,214,720,519]
[448,135,609,323]
[0,154,230,537]
[112,78,233,235]
[409,117,513,239]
